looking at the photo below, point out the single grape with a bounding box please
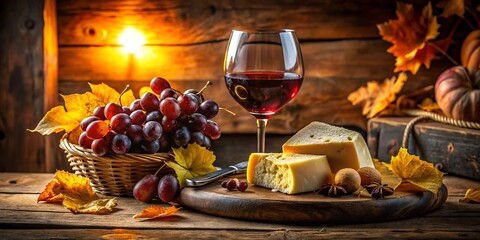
[105,130,116,144]
[173,126,191,147]
[204,135,212,149]
[190,131,207,147]
[140,92,160,113]
[143,121,163,141]
[78,132,94,149]
[160,88,178,101]
[86,120,109,139]
[158,134,171,152]
[110,113,132,133]
[126,125,143,144]
[204,120,221,140]
[93,106,106,120]
[130,110,146,125]
[133,174,159,202]
[91,138,109,156]
[237,181,248,192]
[178,93,199,115]
[160,97,181,119]
[122,106,132,115]
[198,100,219,119]
[141,139,160,153]
[183,89,202,103]
[80,116,100,131]
[146,110,162,123]
[158,174,180,202]
[129,99,143,111]
[226,179,237,191]
[104,102,124,120]
[187,113,207,131]
[111,134,132,154]
[221,180,228,188]
[161,116,177,132]
[150,77,171,95]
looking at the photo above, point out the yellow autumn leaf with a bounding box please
[139,86,156,98]
[28,106,80,135]
[89,82,136,107]
[165,143,216,188]
[459,189,480,203]
[391,148,445,195]
[347,72,407,118]
[62,92,99,121]
[38,170,117,214]
[373,159,402,189]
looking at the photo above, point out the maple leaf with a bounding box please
[390,148,445,195]
[437,0,465,18]
[165,143,216,188]
[347,72,407,118]
[459,189,480,203]
[133,205,181,220]
[38,170,117,214]
[378,2,440,74]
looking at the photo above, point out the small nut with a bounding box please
[334,168,361,194]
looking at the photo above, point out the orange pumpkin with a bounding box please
[461,30,480,68]
[435,66,480,123]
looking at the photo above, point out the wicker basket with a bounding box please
[59,137,173,196]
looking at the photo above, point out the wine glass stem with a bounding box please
[256,119,268,153]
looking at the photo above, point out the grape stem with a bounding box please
[118,84,130,106]
[197,81,212,95]
[219,107,236,116]
[154,163,166,177]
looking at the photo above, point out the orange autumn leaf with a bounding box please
[459,189,480,203]
[378,2,440,74]
[391,148,445,195]
[37,179,64,203]
[133,205,181,220]
[38,171,117,214]
[347,72,407,118]
[418,98,441,112]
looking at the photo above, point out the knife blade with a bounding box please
[185,161,248,187]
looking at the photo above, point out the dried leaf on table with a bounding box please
[391,148,445,195]
[166,143,216,188]
[436,0,465,18]
[460,189,480,203]
[373,159,402,189]
[38,170,117,214]
[418,98,441,112]
[347,72,407,118]
[377,2,440,74]
[133,205,181,220]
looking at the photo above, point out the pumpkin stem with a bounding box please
[427,42,458,66]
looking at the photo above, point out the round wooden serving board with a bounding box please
[177,176,448,224]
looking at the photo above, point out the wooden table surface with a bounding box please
[1,173,479,239]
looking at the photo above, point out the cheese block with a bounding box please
[247,153,332,194]
[282,122,374,173]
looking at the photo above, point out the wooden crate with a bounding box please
[368,117,480,180]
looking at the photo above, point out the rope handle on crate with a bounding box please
[401,109,480,148]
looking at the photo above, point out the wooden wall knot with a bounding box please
[447,142,455,153]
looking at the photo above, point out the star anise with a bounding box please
[315,183,348,197]
[365,182,395,199]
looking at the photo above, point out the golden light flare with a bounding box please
[118,27,145,54]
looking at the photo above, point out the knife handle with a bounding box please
[186,166,242,187]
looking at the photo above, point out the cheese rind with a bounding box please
[282,122,374,173]
[247,153,332,194]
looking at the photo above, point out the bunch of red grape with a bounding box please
[77,77,221,156]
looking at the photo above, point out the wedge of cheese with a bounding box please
[247,153,332,194]
[282,122,374,173]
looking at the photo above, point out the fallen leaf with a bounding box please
[28,106,80,135]
[459,189,480,203]
[390,148,445,195]
[377,2,440,74]
[133,205,181,220]
[347,72,407,118]
[38,170,117,214]
[418,98,441,112]
[165,143,216,188]
[373,159,402,189]
[37,179,64,203]
[437,0,465,18]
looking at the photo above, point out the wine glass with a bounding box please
[224,29,304,152]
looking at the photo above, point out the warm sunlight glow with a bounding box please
[119,27,145,54]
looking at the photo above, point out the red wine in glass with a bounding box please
[225,72,303,119]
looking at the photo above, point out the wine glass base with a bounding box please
[250,112,274,120]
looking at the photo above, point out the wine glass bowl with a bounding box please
[224,29,304,152]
